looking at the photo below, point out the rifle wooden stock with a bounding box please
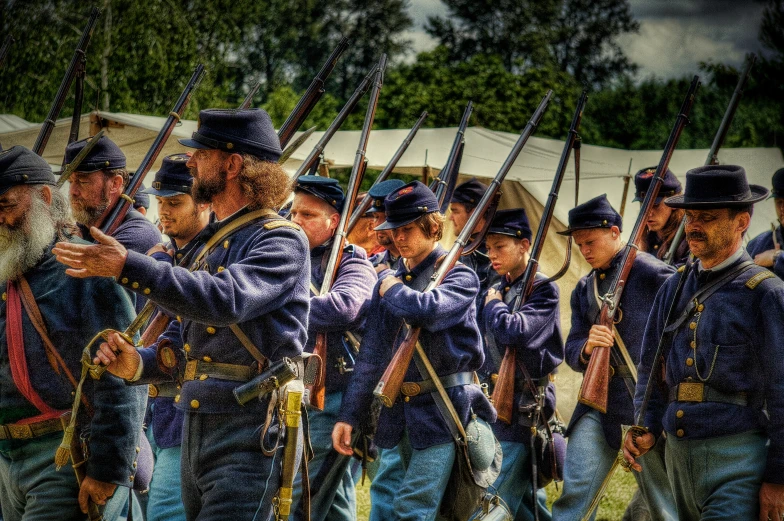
[579,76,700,413]
[140,311,170,348]
[346,110,428,234]
[101,64,205,237]
[430,102,473,213]
[492,90,589,424]
[0,35,14,72]
[375,90,553,408]
[278,37,349,148]
[33,7,100,156]
[664,54,756,265]
[307,56,387,409]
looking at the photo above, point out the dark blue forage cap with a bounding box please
[367,179,405,214]
[488,208,532,241]
[770,168,784,199]
[452,178,487,206]
[0,146,55,196]
[64,135,126,172]
[633,166,681,202]
[295,175,345,212]
[142,153,193,198]
[664,165,768,209]
[558,194,622,236]
[133,185,150,210]
[179,108,282,162]
[376,181,439,230]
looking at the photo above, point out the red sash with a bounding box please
[5,280,62,424]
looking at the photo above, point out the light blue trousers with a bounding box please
[491,440,551,521]
[141,424,186,521]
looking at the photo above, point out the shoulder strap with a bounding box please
[189,208,280,269]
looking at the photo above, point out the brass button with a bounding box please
[1,292,6,301]
[131,282,140,289]
[135,446,141,453]
[176,316,182,323]
[653,244,659,250]
[223,240,229,249]
[690,341,696,349]
[697,304,704,312]
[689,322,697,330]
[143,288,151,295]
[174,394,181,403]
[686,358,694,367]
[121,278,129,284]
[177,253,183,259]
[217,266,225,273]
[148,385,158,398]
[405,275,412,282]
[203,356,212,362]
[676,410,684,418]
[184,343,191,352]
[599,273,606,280]
[404,396,410,402]
[133,461,137,468]
[602,219,608,225]
[190,399,200,409]
[199,374,208,381]
[676,429,684,437]
[503,286,510,292]
[206,327,216,335]
[129,476,134,482]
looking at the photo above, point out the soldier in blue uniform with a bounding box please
[551,194,677,521]
[481,208,563,520]
[747,167,784,278]
[366,179,405,274]
[624,165,784,520]
[332,181,496,521]
[134,185,150,217]
[289,175,376,521]
[634,167,688,264]
[53,108,312,521]
[0,146,146,520]
[135,154,210,521]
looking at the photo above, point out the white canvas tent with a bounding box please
[2,112,783,419]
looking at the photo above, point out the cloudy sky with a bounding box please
[405,0,768,80]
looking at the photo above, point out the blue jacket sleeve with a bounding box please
[137,319,185,384]
[309,256,376,332]
[758,284,784,483]
[564,278,591,372]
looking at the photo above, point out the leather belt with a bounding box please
[148,382,179,398]
[401,371,474,397]
[668,381,748,407]
[0,417,64,440]
[184,360,256,383]
[610,365,633,379]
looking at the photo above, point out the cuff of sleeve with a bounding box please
[118,251,160,297]
[129,357,144,383]
[579,342,591,367]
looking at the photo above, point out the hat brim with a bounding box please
[178,138,213,150]
[665,185,769,209]
[142,187,184,198]
[556,224,614,236]
[374,213,421,231]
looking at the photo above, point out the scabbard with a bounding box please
[275,389,303,520]
[60,414,103,521]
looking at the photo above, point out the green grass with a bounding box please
[355,468,638,521]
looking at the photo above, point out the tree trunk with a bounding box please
[101,0,112,112]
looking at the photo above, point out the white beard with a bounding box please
[0,194,56,281]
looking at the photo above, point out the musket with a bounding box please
[238,80,262,109]
[374,90,553,407]
[278,37,350,148]
[664,55,756,265]
[32,6,101,156]
[100,64,205,237]
[0,35,14,71]
[56,129,105,188]
[346,110,429,234]
[579,76,700,414]
[290,63,378,182]
[308,55,387,410]
[492,90,588,424]
[430,102,473,213]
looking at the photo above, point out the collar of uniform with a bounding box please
[311,239,333,260]
[696,245,745,273]
[395,244,446,281]
[176,236,202,259]
[594,247,624,280]
[199,206,251,241]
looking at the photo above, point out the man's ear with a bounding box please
[107,173,124,195]
[224,153,244,180]
[39,185,53,205]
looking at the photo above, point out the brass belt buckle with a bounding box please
[401,382,421,397]
[8,424,33,440]
[184,360,198,382]
[678,382,704,402]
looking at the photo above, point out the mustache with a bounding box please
[686,231,708,241]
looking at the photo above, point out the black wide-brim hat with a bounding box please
[375,180,439,230]
[665,165,768,209]
[179,108,282,163]
[557,193,622,236]
[143,153,193,198]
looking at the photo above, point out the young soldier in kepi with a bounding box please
[747,167,784,278]
[332,181,496,521]
[289,176,376,521]
[448,178,499,297]
[634,167,688,264]
[53,108,312,521]
[481,208,563,520]
[0,146,147,520]
[624,165,784,520]
[135,153,210,521]
[366,179,405,274]
[551,194,677,521]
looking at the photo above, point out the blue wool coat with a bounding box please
[747,225,784,279]
[121,208,311,416]
[481,272,564,443]
[0,242,146,486]
[307,243,376,393]
[338,245,496,450]
[635,252,784,484]
[369,249,402,274]
[565,251,675,450]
